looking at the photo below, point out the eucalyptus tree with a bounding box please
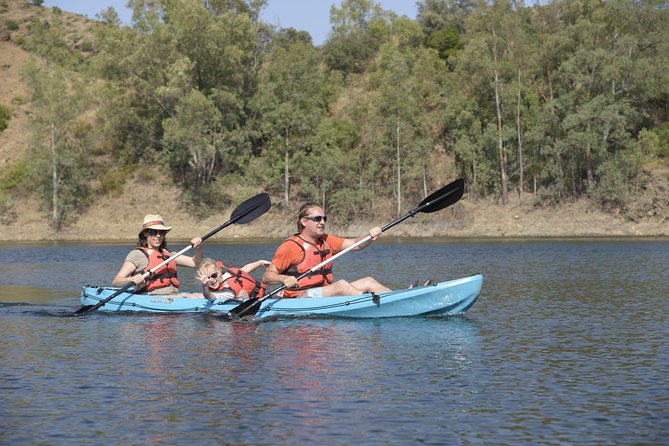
[522,1,574,199]
[23,7,83,69]
[554,0,619,193]
[504,4,537,202]
[160,0,263,199]
[630,1,669,159]
[630,0,669,123]
[417,0,474,35]
[365,17,448,216]
[92,0,263,205]
[21,59,90,230]
[18,9,92,230]
[303,116,366,219]
[410,48,452,199]
[417,0,471,66]
[91,3,183,163]
[165,0,263,97]
[323,0,387,75]
[163,90,224,209]
[250,40,327,205]
[323,85,386,216]
[544,0,648,203]
[452,0,521,204]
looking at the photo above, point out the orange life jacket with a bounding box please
[137,247,180,291]
[282,235,334,297]
[213,261,266,298]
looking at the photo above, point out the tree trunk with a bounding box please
[284,141,290,205]
[472,148,478,198]
[422,162,427,198]
[585,124,593,188]
[493,73,508,203]
[516,68,524,204]
[492,29,508,205]
[396,114,401,218]
[50,122,59,231]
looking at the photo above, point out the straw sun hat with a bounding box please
[139,214,173,236]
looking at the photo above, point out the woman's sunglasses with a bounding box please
[146,229,167,237]
[304,215,327,223]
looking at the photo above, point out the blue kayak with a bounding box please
[79,274,482,318]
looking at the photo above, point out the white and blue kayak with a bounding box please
[79,274,482,318]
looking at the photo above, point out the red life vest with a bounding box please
[212,261,266,298]
[137,247,180,291]
[282,235,334,295]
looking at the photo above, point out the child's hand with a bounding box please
[258,260,271,268]
[195,270,215,287]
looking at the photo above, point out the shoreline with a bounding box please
[1,194,668,242]
[1,234,668,246]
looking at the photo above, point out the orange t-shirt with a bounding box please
[272,234,345,298]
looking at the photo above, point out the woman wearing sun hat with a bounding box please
[112,214,203,295]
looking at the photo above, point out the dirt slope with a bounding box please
[1,1,668,242]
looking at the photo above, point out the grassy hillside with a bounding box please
[1,0,668,241]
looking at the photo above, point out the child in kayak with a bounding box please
[195,258,271,302]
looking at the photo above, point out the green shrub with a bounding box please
[0,190,16,224]
[99,168,127,197]
[5,19,19,30]
[135,169,158,184]
[11,95,27,105]
[655,123,669,158]
[80,40,94,52]
[0,161,28,193]
[0,103,11,131]
[637,126,669,159]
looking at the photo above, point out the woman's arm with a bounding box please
[175,237,203,268]
[112,260,145,287]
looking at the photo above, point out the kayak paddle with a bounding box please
[228,178,465,318]
[74,192,271,316]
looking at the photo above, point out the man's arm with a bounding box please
[341,227,382,251]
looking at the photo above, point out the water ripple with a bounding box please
[1,240,668,444]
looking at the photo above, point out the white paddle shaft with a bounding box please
[139,244,194,280]
[303,235,372,276]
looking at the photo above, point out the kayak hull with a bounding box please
[79,274,482,318]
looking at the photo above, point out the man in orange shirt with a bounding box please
[262,203,391,298]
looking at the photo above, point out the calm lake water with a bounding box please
[1,238,668,445]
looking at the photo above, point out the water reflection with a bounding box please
[204,317,485,444]
[1,239,668,444]
[0,285,72,303]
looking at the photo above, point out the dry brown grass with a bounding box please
[1,1,668,242]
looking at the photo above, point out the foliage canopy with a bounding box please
[9,0,669,227]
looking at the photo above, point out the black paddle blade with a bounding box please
[231,193,271,224]
[74,282,136,316]
[418,178,464,214]
[228,297,261,318]
[74,305,94,315]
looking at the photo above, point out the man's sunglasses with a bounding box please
[304,215,327,223]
